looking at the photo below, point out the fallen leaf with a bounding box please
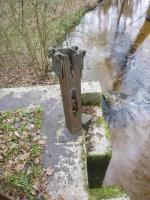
[0,138,5,144]
[22,131,28,137]
[7,118,14,124]
[46,166,53,176]
[19,152,30,161]
[59,194,65,200]
[35,157,41,164]
[14,131,20,138]
[15,164,23,172]
[33,135,41,141]
[7,160,14,168]
[37,139,46,145]
[33,179,40,191]
[0,155,3,160]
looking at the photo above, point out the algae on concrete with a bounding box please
[88,186,125,200]
[81,82,102,106]
[96,116,110,140]
[87,153,111,188]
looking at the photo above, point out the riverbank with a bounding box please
[0,0,98,88]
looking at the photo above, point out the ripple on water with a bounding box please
[64,0,150,92]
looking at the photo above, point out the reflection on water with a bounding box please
[132,7,150,51]
[64,0,150,91]
[103,34,150,200]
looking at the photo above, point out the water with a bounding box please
[64,0,150,91]
[103,35,150,199]
[64,1,150,199]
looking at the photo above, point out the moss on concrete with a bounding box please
[89,186,124,200]
[96,116,110,140]
[87,153,111,188]
[81,93,101,106]
[102,92,111,104]
[81,131,89,188]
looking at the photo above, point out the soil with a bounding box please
[0,66,59,88]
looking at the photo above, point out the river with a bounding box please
[64,0,150,92]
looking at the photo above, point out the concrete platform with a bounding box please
[0,82,101,200]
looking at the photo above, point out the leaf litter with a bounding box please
[0,107,52,200]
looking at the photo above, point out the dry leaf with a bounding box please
[0,155,3,160]
[0,108,49,199]
[33,178,41,191]
[8,160,14,167]
[34,157,41,164]
[46,166,53,176]
[37,139,46,145]
[19,152,30,161]
[7,118,14,124]
[33,135,41,141]
[15,164,23,172]
[59,194,65,200]
[14,131,20,138]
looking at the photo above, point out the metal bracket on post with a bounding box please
[48,46,86,134]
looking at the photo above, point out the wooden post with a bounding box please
[49,47,86,134]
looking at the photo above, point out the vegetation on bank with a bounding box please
[0,107,52,200]
[0,0,98,76]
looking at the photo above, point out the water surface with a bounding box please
[64,0,150,91]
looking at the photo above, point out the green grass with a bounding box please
[89,186,125,200]
[2,164,44,200]
[31,164,43,178]
[0,107,50,200]
[0,123,15,132]
[31,143,42,157]
[5,172,34,198]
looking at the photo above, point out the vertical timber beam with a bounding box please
[48,47,86,134]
